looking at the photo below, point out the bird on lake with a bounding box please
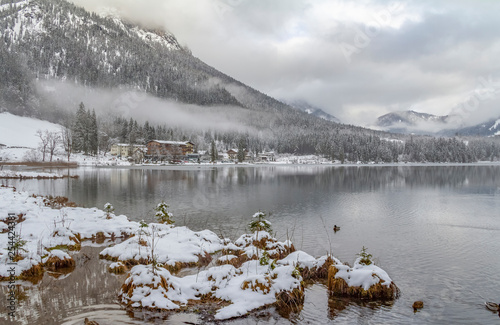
[84,318,99,325]
[485,302,499,312]
[333,225,340,232]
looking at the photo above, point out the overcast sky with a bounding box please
[70,0,500,127]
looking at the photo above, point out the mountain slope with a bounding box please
[0,0,240,112]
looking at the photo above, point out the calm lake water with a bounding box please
[2,164,500,324]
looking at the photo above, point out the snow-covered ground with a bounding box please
[0,186,397,320]
[0,170,65,178]
[0,112,62,148]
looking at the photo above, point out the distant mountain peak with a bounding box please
[377,110,448,126]
[284,99,340,123]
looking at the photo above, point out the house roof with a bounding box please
[149,140,194,145]
[113,143,146,147]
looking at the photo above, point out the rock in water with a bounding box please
[413,301,424,311]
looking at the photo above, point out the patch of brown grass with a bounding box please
[109,263,127,274]
[197,252,213,267]
[43,196,77,208]
[300,256,335,280]
[270,243,296,260]
[216,255,244,268]
[92,232,106,244]
[1,213,26,225]
[19,264,44,284]
[275,287,305,317]
[44,255,76,271]
[327,266,400,300]
[241,276,272,294]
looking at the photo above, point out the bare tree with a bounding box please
[98,131,114,156]
[60,126,73,162]
[36,129,49,162]
[171,146,182,162]
[47,131,60,162]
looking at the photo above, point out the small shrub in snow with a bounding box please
[104,202,114,219]
[137,220,149,248]
[357,246,373,266]
[155,201,174,224]
[249,211,272,233]
[12,234,28,262]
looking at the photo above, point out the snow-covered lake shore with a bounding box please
[0,186,398,321]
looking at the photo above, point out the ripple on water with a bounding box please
[61,304,201,325]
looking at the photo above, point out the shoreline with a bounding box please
[90,161,500,170]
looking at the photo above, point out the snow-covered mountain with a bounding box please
[284,100,340,123]
[375,110,451,134]
[0,0,241,115]
[377,110,448,127]
[446,118,500,137]
[375,110,500,137]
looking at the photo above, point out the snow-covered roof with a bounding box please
[113,143,145,147]
[149,140,193,145]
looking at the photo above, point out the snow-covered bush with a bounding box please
[104,202,114,219]
[357,246,373,266]
[155,201,174,224]
[249,211,272,233]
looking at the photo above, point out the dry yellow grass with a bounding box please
[275,287,305,316]
[327,266,399,300]
[241,276,273,294]
[108,263,127,274]
[19,264,44,284]
[44,255,76,271]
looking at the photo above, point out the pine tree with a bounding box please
[237,137,246,162]
[89,109,98,155]
[72,102,87,154]
[210,139,218,162]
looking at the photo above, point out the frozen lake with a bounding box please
[2,164,500,324]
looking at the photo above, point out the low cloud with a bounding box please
[36,80,261,134]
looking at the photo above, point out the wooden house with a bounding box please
[146,140,195,160]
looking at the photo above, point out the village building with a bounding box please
[227,148,253,161]
[130,148,146,164]
[257,151,276,162]
[110,144,146,158]
[227,149,239,160]
[146,140,195,161]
